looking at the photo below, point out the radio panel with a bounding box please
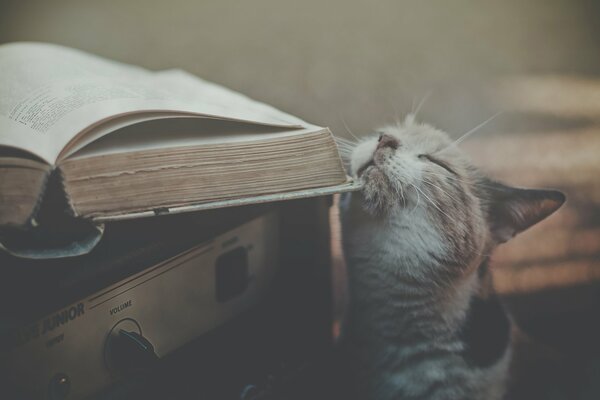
[4,212,279,400]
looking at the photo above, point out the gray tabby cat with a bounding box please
[337,116,565,400]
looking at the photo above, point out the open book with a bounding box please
[0,43,351,228]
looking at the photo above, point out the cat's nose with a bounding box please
[377,134,399,150]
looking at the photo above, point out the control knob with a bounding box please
[104,319,158,375]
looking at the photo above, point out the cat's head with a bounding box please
[343,116,565,265]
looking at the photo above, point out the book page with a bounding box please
[67,118,324,160]
[0,43,308,164]
[0,42,155,163]
[59,112,185,160]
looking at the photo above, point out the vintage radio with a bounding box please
[0,198,336,399]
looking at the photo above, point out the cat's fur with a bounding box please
[338,116,565,400]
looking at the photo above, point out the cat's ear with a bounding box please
[483,180,566,243]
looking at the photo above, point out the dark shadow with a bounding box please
[504,282,600,400]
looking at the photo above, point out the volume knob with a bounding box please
[105,319,158,375]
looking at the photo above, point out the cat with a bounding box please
[336,115,565,400]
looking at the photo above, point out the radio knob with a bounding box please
[105,328,158,374]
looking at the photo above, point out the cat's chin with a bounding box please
[360,166,399,214]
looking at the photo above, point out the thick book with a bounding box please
[0,42,351,228]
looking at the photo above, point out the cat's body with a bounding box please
[339,198,511,400]
[337,117,564,400]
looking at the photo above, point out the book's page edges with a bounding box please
[27,168,52,227]
[54,167,78,218]
[92,178,362,223]
[60,111,307,162]
[0,163,52,229]
[0,179,359,258]
[64,119,321,162]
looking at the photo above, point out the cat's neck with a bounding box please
[345,257,478,343]
[341,203,480,344]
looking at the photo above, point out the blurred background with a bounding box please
[2,1,599,398]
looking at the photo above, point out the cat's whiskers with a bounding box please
[409,183,421,215]
[411,186,491,259]
[334,135,358,144]
[438,111,503,153]
[390,176,407,207]
[401,171,487,254]
[420,177,463,205]
[398,182,406,207]
[405,180,492,259]
[416,177,494,257]
[385,167,421,214]
[412,183,455,222]
[336,143,354,148]
[333,138,357,163]
[335,147,354,157]
[335,145,355,152]
[399,168,453,221]
[384,163,491,257]
[340,117,361,142]
[384,164,410,208]
[334,140,358,151]
[412,91,432,121]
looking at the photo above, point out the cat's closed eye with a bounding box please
[418,154,457,175]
